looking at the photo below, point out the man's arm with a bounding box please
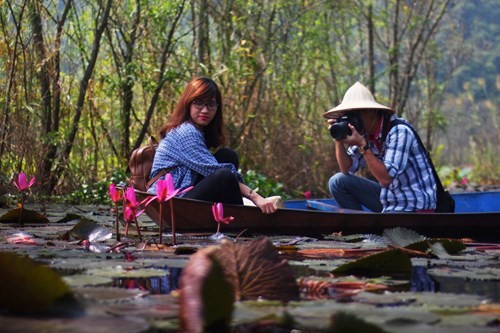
[335,140,352,173]
[341,124,392,187]
[359,138,392,187]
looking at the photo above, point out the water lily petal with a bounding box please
[124,206,136,222]
[165,173,175,193]
[220,216,234,224]
[212,203,220,223]
[109,183,121,203]
[27,176,36,188]
[14,173,28,191]
[217,202,224,219]
[156,179,168,202]
[124,187,138,207]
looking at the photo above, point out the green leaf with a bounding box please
[406,239,465,254]
[383,227,426,247]
[328,311,388,333]
[63,219,112,241]
[331,249,412,278]
[0,252,72,313]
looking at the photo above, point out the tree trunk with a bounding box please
[50,0,112,192]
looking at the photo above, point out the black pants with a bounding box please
[183,148,243,205]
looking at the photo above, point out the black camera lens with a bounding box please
[330,121,351,140]
[329,113,364,140]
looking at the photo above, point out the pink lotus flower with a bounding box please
[143,174,192,245]
[122,187,145,241]
[144,174,193,205]
[12,172,36,225]
[109,183,122,241]
[212,202,234,234]
[13,172,36,192]
[109,183,121,203]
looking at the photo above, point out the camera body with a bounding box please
[329,113,364,140]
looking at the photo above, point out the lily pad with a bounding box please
[407,239,466,254]
[383,228,426,247]
[0,208,50,224]
[331,249,412,278]
[0,251,73,313]
[179,245,234,333]
[217,238,300,302]
[86,266,170,278]
[62,219,112,241]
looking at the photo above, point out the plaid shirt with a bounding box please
[347,115,437,212]
[148,122,243,195]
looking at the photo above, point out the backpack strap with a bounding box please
[146,168,169,190]
[390,120,455,212]
[390,119,440,182]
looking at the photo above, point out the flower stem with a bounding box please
[217,222,221,234]
[134,216,143,242]
[115,203,121,241]
[170,200,176,245]
[159,202,163,244]
[19,192,25,226]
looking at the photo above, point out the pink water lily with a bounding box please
[109,183,121,203]
[143,174,193,205]
[13,172,36,192]
[123,187,145,241]
[109,183,122,241]
[143,173,193,245]
[12,172,36,226]
[212,202,234,234]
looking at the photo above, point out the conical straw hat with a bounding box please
[323,82,394,118]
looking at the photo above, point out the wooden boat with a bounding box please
[135,190,500,241]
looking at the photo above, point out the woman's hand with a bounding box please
[254,196,279,214]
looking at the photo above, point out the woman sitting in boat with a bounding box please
[148,76,278,214]
[324,82,437,212]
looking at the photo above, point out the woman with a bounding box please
[149,76,278,214]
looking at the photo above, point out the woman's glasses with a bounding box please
[192,100,218,111]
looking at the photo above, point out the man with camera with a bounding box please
[324,82,437,212]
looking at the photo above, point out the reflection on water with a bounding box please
[411,266,436,292]
[110,262,497,302]
[112,267,183,294]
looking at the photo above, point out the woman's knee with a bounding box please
[212,168,238,183]
[214,148,239,169]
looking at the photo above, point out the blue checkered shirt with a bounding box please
[148,122,243,195]
[347,116,437,212]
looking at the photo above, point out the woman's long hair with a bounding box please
[159,77,225,149]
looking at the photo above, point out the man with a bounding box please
[324,82,436,212]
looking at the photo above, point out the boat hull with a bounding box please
[136,192,500,241]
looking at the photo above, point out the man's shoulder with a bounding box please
[389,117,414,132]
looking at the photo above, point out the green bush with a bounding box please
[62,169,128,204]
[241,169,290,200]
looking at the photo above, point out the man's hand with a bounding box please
[339,123,366,147]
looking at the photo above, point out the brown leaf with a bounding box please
[179,246,234,333]
[216,237,299,302]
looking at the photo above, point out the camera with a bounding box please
[329,113,364,140]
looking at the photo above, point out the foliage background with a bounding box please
[0,0,498,200]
